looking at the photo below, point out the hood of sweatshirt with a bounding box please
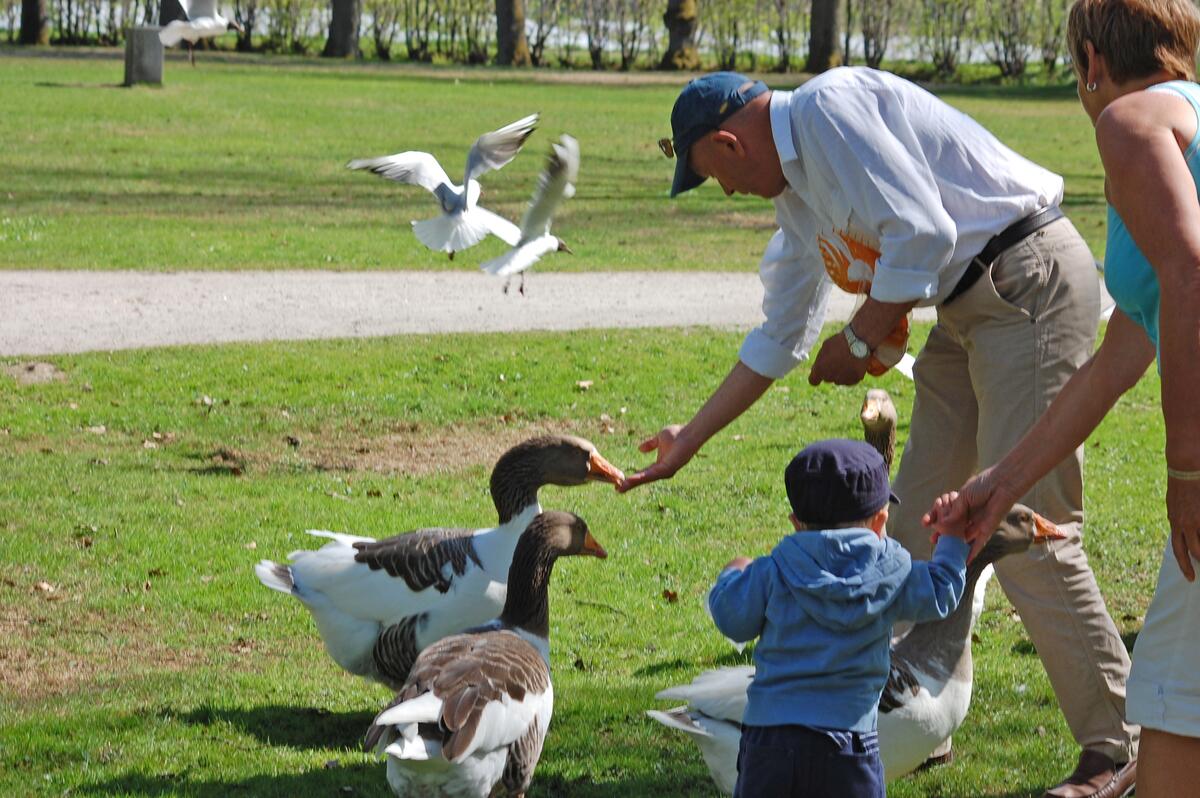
[771,528,913,631]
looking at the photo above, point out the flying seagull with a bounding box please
[158,0,243,66]
[480,133,579,295]
[347,114,538,260]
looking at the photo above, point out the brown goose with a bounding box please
[364,511,605,798]
[860,388,898,472]
[649,504,1065,792]
[254,435,622,690]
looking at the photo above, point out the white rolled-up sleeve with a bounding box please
[801,87,958,303]
[738,215,831,380]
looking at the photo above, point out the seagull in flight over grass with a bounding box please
[480,134,579,295]
[347,114,538,260]
[158,0,243,66]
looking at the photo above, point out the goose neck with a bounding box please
[490,452,543,524]
[498,537,557,639]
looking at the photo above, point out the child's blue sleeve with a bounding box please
[891,536,969,624]
[707,558,772,643]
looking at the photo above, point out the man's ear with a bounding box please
[1084,40,1105,86]
[709,129,744,157]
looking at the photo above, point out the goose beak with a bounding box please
[861,397,880,424]
[586,450,625,485]
[1032,513,1067,543]
[581,531,608,559]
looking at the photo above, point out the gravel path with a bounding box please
[0,270,939,356]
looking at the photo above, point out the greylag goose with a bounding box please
[158,0,243,65]
[860,388,898,473]
[364,511,605,797]
[254,435,622,690]
[480,134,579,296]
[347,114,536,260]
[647,504,1064,792]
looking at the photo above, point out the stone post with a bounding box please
[124,26,164,86]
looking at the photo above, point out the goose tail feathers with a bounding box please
[254,560,294,594]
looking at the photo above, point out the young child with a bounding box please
[708,439,969,798]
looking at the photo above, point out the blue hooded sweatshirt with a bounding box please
[708,528,968,732]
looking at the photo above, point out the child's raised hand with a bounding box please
[924,491,968,543]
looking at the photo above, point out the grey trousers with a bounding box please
[889,216,1139,762]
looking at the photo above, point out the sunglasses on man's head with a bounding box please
[657,138,674,159]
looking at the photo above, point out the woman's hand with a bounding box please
[618,425,697,492]
[924,466,1022,561]
[1166,477,1200,581]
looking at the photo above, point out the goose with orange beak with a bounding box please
[256,435,623,691]
[649,504,1066,792]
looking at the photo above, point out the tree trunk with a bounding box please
[20,0,50,44]
[806,0,841,73]
[659,0,699,70]
[322,0,360,57]
[495,0,531,65]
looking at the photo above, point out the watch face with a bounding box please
[851,340,870,359]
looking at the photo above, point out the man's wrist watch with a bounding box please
[842,324,872,360]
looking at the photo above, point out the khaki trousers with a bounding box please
[889,216,1138,761]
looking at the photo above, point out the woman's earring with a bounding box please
[1086,81,1098,93]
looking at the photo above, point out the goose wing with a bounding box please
[347,151,455,204]
[352,527,484,594]
[516,134,579,243]
[371,630,552,764]
[464,113,539,184]
[879,652,922,713]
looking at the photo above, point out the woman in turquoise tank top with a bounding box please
[925,2,1200,797]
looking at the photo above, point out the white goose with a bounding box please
[347,114,537,259]
[647,505,1064,792]
[158,0,243,65]
[254,435,622,690]
[364,511,605,798]
[480,134,579,296]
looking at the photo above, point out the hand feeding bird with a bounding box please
[480,134,579,296]
[646,505,1064,793]
[157,0,243,66]
[347,114,537,260]
[363,511,606,798]
[254,435,623,691]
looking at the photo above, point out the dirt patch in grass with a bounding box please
[3,361,67,385]
[0,601,200,703]
[300,416,632,476]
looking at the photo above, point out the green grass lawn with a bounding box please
[0,323,1166,797]
[0,50,1106,271]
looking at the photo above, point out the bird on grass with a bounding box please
[363,511,606,798]
[253,435,623,691]
[347,114,539,260]
[158,0,243,66]
[480,134,579,296]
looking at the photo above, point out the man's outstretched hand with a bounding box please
[618,424,697,492]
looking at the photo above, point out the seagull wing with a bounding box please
[517,134,579,243]
[464,113,539,183]
[474,206,521,247]
[347,151,453,194]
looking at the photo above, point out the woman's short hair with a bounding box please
[1068,0,1200,83]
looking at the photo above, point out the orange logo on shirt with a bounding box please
[817,230,909,377]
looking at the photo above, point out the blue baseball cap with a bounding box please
[784,439,899,527]
[666,72,769,197]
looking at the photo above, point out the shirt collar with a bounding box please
[769,90,798,164]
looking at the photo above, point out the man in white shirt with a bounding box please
[620,70,1137,797]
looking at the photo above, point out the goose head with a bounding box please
[501,511,606,637]
[860,388,897,470]
[976,503,1066,566]
[556,238,574,255]
[490,435,624,522]
[226,19,244,33]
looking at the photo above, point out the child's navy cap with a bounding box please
[667,72,769,197]
[784,439,899,526]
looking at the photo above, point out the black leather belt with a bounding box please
[942,205,1065,306]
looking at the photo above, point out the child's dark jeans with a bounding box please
[732,723,885,797]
